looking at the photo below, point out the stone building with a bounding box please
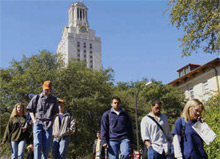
[57,2,102,70]
[168,58,220,101]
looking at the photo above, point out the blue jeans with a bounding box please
[109,138,130,159]
[52,136,70,159]
[147,146,166,159]
[10,140,26,159]
[33,123,52,159]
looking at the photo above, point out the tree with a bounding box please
[0,50,62,155]
[168,0,220,56]
[0,50,113,158]
[0,50,185,157]
[54,60,113,158]
[113,79,185,148]
[204,93,220,159]
[140,80,185,127]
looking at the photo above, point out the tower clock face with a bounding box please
[80,25,88,33]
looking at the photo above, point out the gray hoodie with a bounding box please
[52,111,75,139]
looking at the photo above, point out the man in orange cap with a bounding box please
[26,80,58,159]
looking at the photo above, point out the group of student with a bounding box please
[93,97,208,159]
[1,80,208,159]
[2,81,75,159]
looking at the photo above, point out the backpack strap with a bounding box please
[181,118,186,140]
[33,94,39,114]
[35,94,39,106]
[147,115,165,135]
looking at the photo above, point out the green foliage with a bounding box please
[54,60,113,157]
[1,50,62,155]
[168,0,220,56]
[113,79,184,148]
[0,50,185,157]
[0,50,113,158]
[141,81,185,128]
[204,93,220,159]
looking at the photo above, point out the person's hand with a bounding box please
[168,137,172,143]
[200,117,205,123]
[103,143,108,148]
[22,125,27,132]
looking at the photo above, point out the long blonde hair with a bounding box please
[10,103,26,118]
[181,99,205,122]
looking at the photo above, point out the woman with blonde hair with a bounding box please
[1,103,28,159]
[172,99,208,159]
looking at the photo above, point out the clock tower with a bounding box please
[57,2,102,70]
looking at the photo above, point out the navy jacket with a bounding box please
[101,108,134,145]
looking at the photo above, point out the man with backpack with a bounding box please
[26,81,58,159]
[101,97,134,159]
[140,100,172,159]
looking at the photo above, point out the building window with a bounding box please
[77,49,80,52]
[185,67,190,74]
[90,44,92,49]
[189,87,194,99]
[77,42,80,47]
[77,53,80,58]
[84,59,86,62]
[77,58,80,61]
[90,55,93,59]
[77,8,79,20]
[84,43,86,48]
[84,50,86,53]
[90,60,93,63]
[203,81,209,94]
[80,8,82,20]
[90,51,92,54]
[84,54,86,58]
[90,65,93,68]
[180,71,184,77]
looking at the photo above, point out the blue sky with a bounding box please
[1,0,219,84]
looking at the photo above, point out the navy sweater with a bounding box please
[101,109,134,145]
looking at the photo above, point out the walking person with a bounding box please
[172,99,208,159]
[52,99,76,159]
[93,131,104,159]
[140,100,172,159]
[26,80,58,159]
[101,97,134,159]
[2,103,28,159]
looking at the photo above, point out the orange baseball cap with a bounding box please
[42,81,52,90]
[58,99,65,103]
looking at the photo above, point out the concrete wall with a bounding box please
[178,66,220,102]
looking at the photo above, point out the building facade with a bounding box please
[168,58,220,102]
[57,2,102,70]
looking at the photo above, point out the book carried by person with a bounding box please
[192,121,217,145]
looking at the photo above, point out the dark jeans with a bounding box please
[147,146,166,159]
